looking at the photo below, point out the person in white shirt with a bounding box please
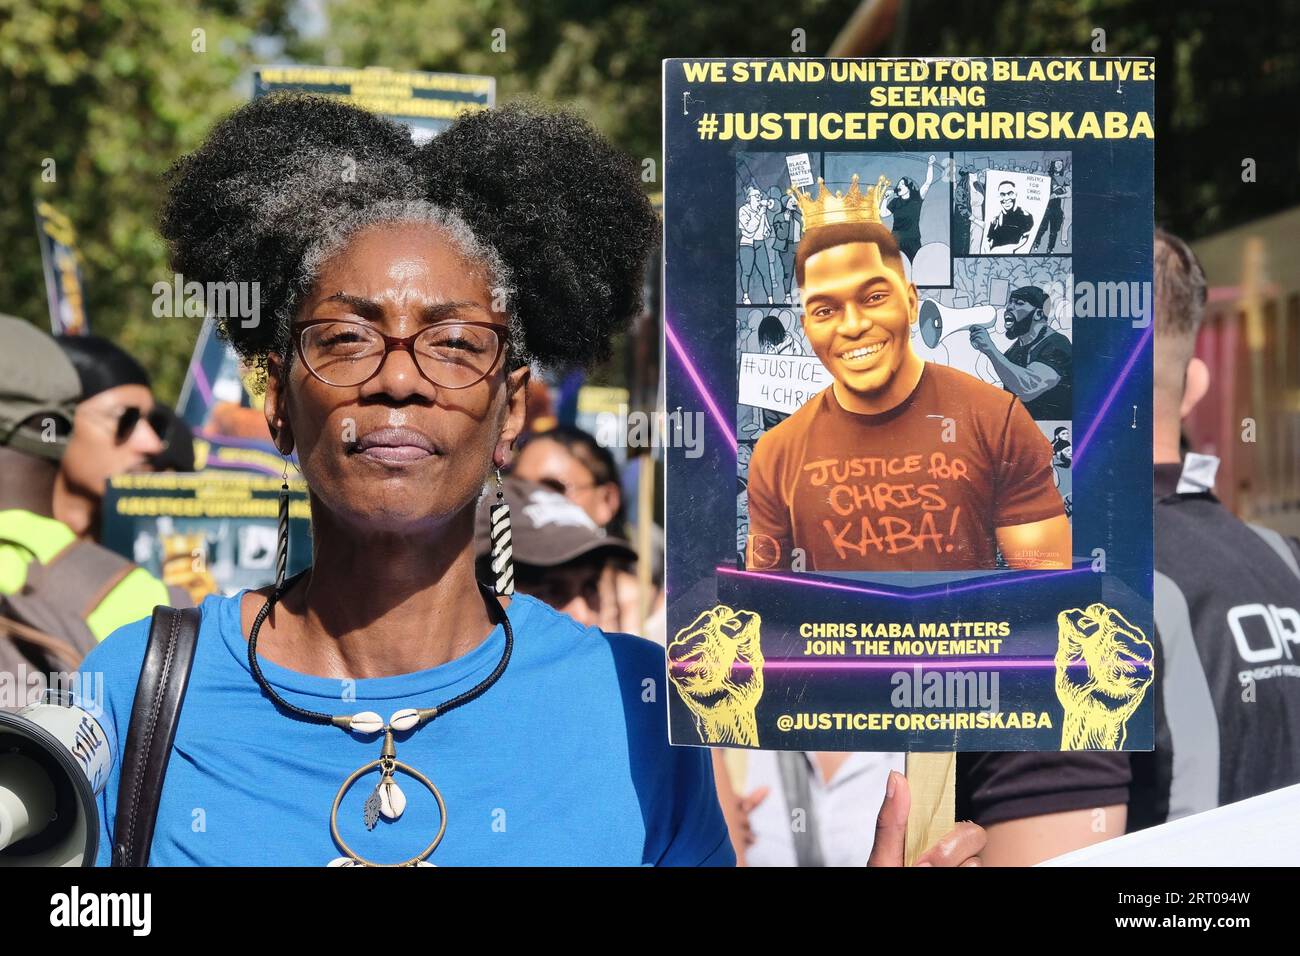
[741,751,905,866]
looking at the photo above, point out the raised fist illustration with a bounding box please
[1055,603,1154,750]
[668,605,764,746]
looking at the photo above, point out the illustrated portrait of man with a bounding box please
[970,285,1072,421]
[745,174,1069,574]
[974,180,1035,253]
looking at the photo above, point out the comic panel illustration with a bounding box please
[736,151,1073,576]
[735,152,823,306]
[918,256,1073,426]
[822,151,952,287]
[918,255,1075,543]
[955,150,1072,256]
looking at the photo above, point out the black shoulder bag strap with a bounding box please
[112,605,202,867]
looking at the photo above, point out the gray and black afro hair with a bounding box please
[159,94,657,372]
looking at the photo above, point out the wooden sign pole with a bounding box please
[636,454,655,631]
[904,752,957,866]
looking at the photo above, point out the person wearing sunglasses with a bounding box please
[1,319,178,708]
[54,335,170,542]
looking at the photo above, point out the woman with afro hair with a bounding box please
[77,94,733,867]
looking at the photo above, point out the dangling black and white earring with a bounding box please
[488,468,514,596]
[276,457,289,593]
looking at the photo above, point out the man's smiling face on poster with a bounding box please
[800,240,918,399]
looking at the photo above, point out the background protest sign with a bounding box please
[785,152,814,187]
[253,65,494,143]
[102,473,312,601]
[33,200,88,336]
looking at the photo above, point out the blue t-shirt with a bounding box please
[75,591,733,867]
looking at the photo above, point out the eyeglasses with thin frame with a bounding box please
[293,319,506,390]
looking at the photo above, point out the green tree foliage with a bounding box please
[905,0,1300,238]
[0,0,290,401]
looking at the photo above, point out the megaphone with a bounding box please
[912,300,1004,382]
[0,695,109,866]
[916,299,998,350]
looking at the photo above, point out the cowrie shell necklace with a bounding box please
[245,570,514,867]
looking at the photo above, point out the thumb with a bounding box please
[867,770,911,866]
[739,786,771,814]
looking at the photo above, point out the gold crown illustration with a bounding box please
[789,173,891,230]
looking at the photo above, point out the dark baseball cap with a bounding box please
[1008,285,1048,310]
[475,476,636,568]
[0,316,80,462]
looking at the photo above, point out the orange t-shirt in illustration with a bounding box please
[746,362,1064,572]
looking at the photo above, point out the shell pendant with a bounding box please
[359,718,416,829]
[327,711,447,866]
[376,772,407,821]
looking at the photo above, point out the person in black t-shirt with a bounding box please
[971,285,1072,421]
[880,156,938,263]
[972,180,1035,253]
